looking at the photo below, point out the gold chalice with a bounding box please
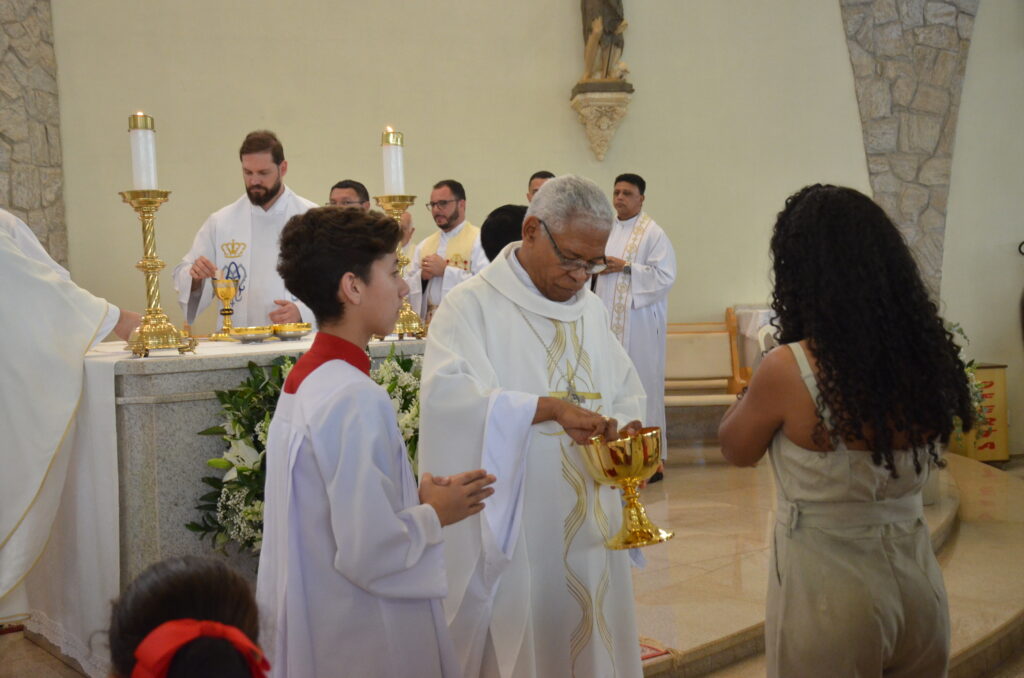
[579,427,673,550]
[210,278,238,341]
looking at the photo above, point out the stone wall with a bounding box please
[841,0,977,296]
[0,0,64,266]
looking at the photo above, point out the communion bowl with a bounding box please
[578,426,673,549]
[272,322,313,340]
[230,326,275,343]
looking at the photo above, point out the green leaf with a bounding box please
[207,458,233,470]
[198,425,227,436]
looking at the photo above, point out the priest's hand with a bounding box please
[400,212,415,247]
[189,255,218,290]
[616,419,643,439]
[421,253,447,280]
[113,309,142,341]
[269,300,301,323]
[535,397,608,445]
[419,469,496,526]
[600,256,627,275]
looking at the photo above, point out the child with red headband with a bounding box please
[109,555,267,678]
[256,207,496,678]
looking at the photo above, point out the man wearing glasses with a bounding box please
[328,178,415,251]
[594,173,677,480]
[405,179,487,323]
[419,175,646,678]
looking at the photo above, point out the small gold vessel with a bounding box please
[273,322,313,341]
[579,427,673,550]
[230,325,275,343]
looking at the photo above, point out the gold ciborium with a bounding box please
[209,278,239,341]
[579,427,673,550]
[373,195,424,339]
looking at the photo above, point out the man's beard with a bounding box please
[247,177,283,207]
[435,209,459,230]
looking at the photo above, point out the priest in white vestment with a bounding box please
[420,175,647,678]
[172,130,316,329]
[0,215,139,622]
[404,179,488,323]
[594,174,677,460]
[256,207,494,678]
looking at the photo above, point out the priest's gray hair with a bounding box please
[525,174,614,234]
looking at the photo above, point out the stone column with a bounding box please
[841,0,977,296]
[0,0,65,266]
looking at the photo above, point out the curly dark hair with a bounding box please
[770,184,975,477]
[109,556,259,678]
[278,206,401,325]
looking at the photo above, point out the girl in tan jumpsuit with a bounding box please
[719,185,976,677]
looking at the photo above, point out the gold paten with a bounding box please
[272,322,312,341]
[209,278,239,342]
[579,427,673,549]
[230,326,274,343]
[118,190,197,357]
[373,195,424,339]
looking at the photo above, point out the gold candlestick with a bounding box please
[374,195,424,339]
[209,278,239,341]
[118,189,197,357]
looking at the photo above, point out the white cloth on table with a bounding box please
[257,334,458,678]
[593,212,676,456]
[172,187,316,328]
[420,243,646,678]
[404,220,488,321]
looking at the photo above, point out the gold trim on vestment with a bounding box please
[610,213,652,343]
[562,444,593,675]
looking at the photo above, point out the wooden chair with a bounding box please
[663,307,746,407]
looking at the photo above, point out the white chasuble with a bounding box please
[256,332,459,678]
[404,221,488,322]
[172,187,316,328]
[594,213,677,456]
[420,243,646,678]
[0,230,109,622]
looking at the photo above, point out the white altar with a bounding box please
[23,335,425,677]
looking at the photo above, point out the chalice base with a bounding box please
[209,331,238,342]
[606,492,674,550]
[127,310,197,357]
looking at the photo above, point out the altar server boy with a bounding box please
[257,206,496,678]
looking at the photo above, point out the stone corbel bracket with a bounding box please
[570,81,634,161]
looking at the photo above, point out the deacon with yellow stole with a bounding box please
[404,179,488,323]
[172,130,317,328]
[420,175,646,678]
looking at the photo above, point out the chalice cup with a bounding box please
[579,427,673,550]
[209,278,238,342]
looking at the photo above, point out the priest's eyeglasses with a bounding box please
[539,219,608,274]
[426,199,458,211]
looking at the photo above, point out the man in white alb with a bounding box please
[404,179,487,323]
[173,130,317,329]
[594,173,676,475]
[419,175,646,678]
[0,209,140,622]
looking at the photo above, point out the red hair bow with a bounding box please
[132,618,270,678]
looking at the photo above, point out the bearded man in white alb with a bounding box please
[594,173,676,474]
[419,175,646,678]
[172,130,316,329]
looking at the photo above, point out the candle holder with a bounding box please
[118,189,197,357]
[374,194,424,339]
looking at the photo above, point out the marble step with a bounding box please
[686,455,1024,678]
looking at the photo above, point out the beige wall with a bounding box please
[940,1,1024,455]
[51,0,867,335]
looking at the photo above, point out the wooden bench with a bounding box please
[664,308,746,407]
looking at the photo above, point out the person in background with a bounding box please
[479,204,527,262]
[526,170,554,202]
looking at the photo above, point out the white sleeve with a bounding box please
[630,227,676,309]
[10,216,69,281]
[172,214,218,325]
[311,384,447,599]
[91,303,120,348]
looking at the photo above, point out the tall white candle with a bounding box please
[128,112,158,190]
[381,126,405,195]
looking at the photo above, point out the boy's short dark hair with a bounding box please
[278,207,400,325]
[480,204,527,261]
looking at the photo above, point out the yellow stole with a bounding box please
[420,222,479,272]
